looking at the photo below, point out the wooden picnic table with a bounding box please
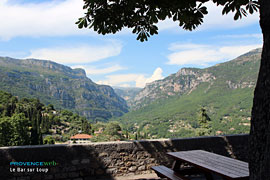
[167,150,249,180]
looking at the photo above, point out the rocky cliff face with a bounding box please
[130,48,261,109]
[132,68,215,108]
[0,57,128,121]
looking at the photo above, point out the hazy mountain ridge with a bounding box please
[113,87,142,107]
[0,57,128,121]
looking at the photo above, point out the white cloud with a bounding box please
[98,74,140,86]
[201,2,259,30]
[215,33,262,40]
[0,0,260,40]
[167,43,262,66]
[27,41,122,64]
[115,84,132,88]
[157,19,182,31]
[72,64,126,75]
[137,67,163,87]
[97,67,164,88]
[0,0,90,40]
[168,43,209,51]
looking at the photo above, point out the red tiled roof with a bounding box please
[70,134,92,139]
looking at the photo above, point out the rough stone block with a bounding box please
[16,177,30,180]
[138,165,146,171]
[71,160,80,165]
[126,172,135,177]
[119,152,127,156]
[105,168,117,174]
[98,152,108,157]
[128,166,137,172]
[125,161,132,167]
[96,169,104,175]
[66,166,76,172]
[138,161,145,165]
[81,159,90,164]
[68,172,80,178]
[73,178,83,180]
[44,175,54,180]
[49,167,59,173]
[123,156,129,161]
[6,178,16,180]
[55,173,68,179]
[84,177,98,180]
[89,162,99,169]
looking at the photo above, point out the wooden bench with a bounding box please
[167,150,249,180]
[152,150,249,180]
[151,165,188,180]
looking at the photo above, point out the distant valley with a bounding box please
[113,87,142,107]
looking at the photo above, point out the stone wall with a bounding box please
[0,134,249,180]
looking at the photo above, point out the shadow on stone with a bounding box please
[0,134,249,180]
[132,134,249,177]
[0,144,115,180]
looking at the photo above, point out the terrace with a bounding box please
[0,134,248,180]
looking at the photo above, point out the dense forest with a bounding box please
[0,90,129,146]
[0,90,92,146]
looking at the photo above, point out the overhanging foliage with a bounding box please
[77,0,259,41]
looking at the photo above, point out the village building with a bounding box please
[69,134,92,144]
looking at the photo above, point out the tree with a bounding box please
[0,117,13,146]
[196,108,212,136]
[249,2,270,179]
[77,0,259,41]
[78,1,269,179]
[43,136,55,144]
[135,132,138,140]
[82,119,92,134]
[104,122,122,136]
[10,113,30,146]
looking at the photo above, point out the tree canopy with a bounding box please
[77,0,259,41]
[0,91,93,146]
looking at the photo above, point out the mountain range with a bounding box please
[114,48,261,138]
[0,57,128,121]
[0,48,262,139]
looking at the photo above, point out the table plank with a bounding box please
[167,150,249,179]
[179,151,248,175]
[172,151,248,177]
[193,151,248,169]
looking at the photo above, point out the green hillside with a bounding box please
[0,57,128,121]
[113,49,261,138]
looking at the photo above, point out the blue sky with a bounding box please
[0,0,262,88]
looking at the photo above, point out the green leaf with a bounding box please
[84,19,88,28]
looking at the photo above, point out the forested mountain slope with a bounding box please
[0,57,128,121]
[114,49,261,138]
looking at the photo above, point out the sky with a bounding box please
[0,0,262,88]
